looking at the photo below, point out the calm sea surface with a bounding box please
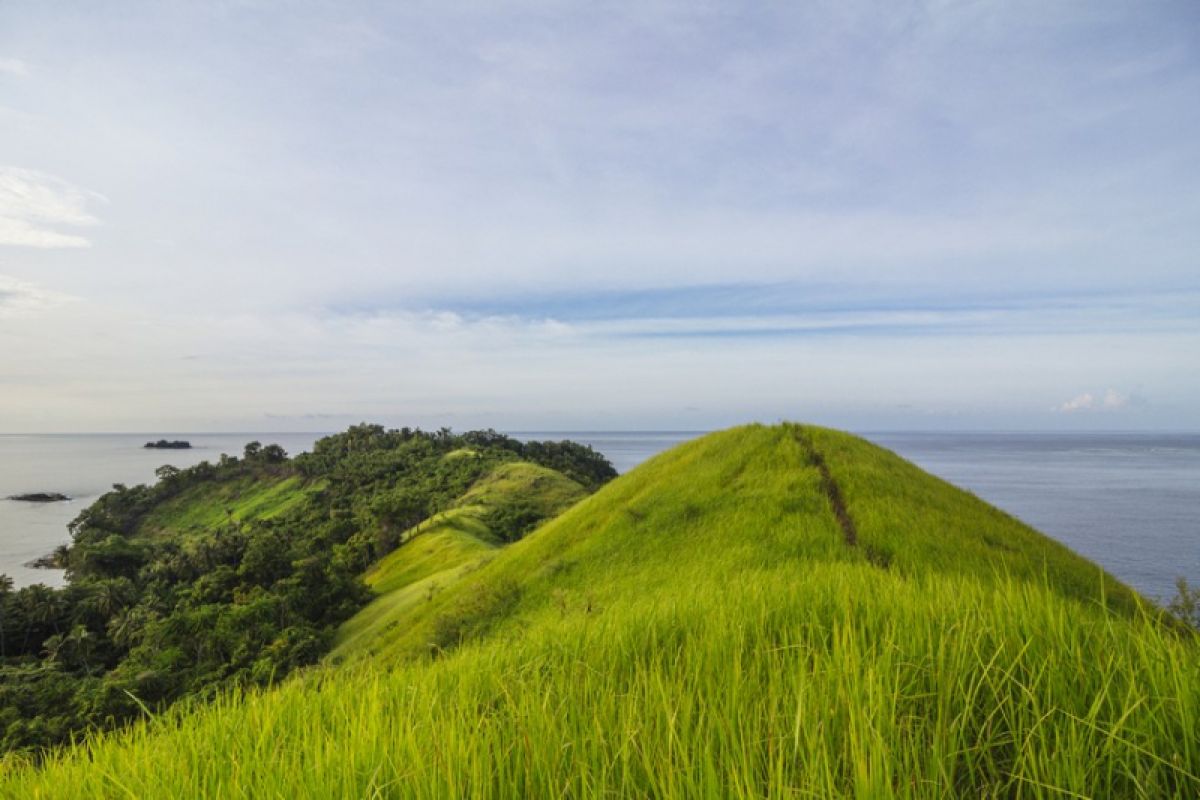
[1,431,1196,602]
[864,432,1200,604]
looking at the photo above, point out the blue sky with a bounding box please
[0,1,1197,431]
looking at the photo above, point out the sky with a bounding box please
[1,0,1198,433]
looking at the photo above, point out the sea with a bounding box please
[1,430,1196,604]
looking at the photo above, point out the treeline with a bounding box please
[0,425,614,755]
[298,426,614,570]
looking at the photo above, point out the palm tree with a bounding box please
[20,585,65,651]
[65,625,94,670]
[87,578,133,619]
[42,632,65,663]
[107,606,155,649]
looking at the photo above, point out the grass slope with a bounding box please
[135,474,321,542]
[326,521,493,662]
[3,424,1197,798]
[453,460,586,517]
[330,461,587,661]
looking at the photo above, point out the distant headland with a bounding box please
[144,439,192,449]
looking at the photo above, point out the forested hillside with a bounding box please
[0,425,613,754]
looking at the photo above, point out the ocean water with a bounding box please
[865,432,1200,604]
[1,430,1196,603]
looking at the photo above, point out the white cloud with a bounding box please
[0,58,28,77]
[1057,389,1130,413]
[1058,392,1095,413]
[1101,388,1129,409]
[0,167,104,248]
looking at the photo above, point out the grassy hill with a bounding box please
[2,424,1196,798]
[331,461,587,661]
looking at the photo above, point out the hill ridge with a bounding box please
[323,424,1145,666]
[793,424,861,549]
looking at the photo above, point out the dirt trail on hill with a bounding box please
[792,428,859,548]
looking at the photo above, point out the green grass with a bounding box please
[363,511,496,597]
[452,460,586,516]
[330,518,496,661]
[330,461,587,661]
[135,474,321,542]
[4,424,1196,798]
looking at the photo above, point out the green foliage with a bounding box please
[459,462,588,544]
[480,500,545,543]
[330,461,588,662]
[0,425,614,758]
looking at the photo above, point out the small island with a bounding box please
[7,492,71,503]
[145,439,192,449]
[24,547,68,569]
